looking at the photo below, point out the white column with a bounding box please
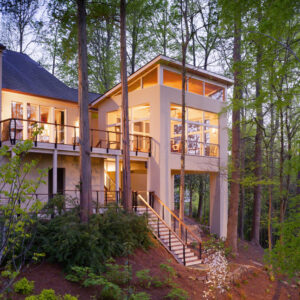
[209,172,227,239]
[99,158,104,205]
[53,149,57,195]
[115,155,120,191]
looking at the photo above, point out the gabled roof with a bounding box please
[91,54,234,106]
[2,49,100,104]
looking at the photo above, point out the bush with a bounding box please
[129,292,151,300]
[165,288,188,300]
[32,207,152,271]
[25,289,78,300]
[13,277,35,295]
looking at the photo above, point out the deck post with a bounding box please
[53,149,58,195]
[99,158,105,206]
[115,155,120,202]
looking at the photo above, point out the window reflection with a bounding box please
[170,104,219,157]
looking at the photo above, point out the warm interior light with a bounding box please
[75,121,79,127]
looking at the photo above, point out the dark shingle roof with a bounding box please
[2,49,100,104]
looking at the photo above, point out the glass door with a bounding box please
[55,109,65,144]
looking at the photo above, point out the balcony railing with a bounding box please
[0,118,151,156]
[170,137,219,157]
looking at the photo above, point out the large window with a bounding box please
[170,104,219,157]
[107,104,150,151]
[11,102,23,140]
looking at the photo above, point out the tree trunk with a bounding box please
[77,0,92,223]
[188,177,193,218]
[238,107,246,240]
[251,44,263,246]
[120,0,132,212]
[197,176,203,220]
[226,10,242,254]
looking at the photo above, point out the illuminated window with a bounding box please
[170,104,219,157]
[11,102,23,119]
[188,108,203,123]
[163,69,183,89]
[142,68,158,88]
[204,111,219,126]
[188,78,204,95]
[40,106,50,142]
[132,105,150,120]
[27,103,38,140]
[205,82,224,101]
[170,105,183,119]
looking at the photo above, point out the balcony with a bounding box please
[170,138,219,157]
[0,118,151,156]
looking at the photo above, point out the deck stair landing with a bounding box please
[135,196,203,267]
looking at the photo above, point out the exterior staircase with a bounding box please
[134,193,203,267]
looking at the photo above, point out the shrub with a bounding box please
[136,269,152,288]
[25,289,78,300]
[33,207,152,271]
[99,282,123,300]
[105,259,132,286]
[13,277,35,295]
[165,288,188,300]
[129,292,151,300]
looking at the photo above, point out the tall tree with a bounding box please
[225,1,242,254]
[120,0,132,211]
[77,0,92,222]
[0,0,41,53]
[251,5,263,246]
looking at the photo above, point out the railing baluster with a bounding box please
[73,127,76,150]
[185,228,187,244]
[199,242,202,259]
[169,229,171,250]
[90,129,93,152]
[183,245,186,266]
[157,218,160,238]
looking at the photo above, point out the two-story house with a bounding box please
[0,45,232,240]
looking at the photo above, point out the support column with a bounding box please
[53,149,57,195]
[209,172,227,238]
[115,155,120,192]
[99,158,104,205]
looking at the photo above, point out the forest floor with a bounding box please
[9,236,299,300]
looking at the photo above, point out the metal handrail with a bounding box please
[0,118,152,154]
[153,193,202,245]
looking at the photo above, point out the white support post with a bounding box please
[115,155,120,202]
[53,149,58,195]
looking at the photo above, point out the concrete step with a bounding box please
[185,259,202,266]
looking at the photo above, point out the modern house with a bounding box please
[0,45,233,249]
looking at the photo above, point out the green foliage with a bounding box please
[105,259,132,286]
[159,263,176,282]
[25,289,78,300]
[0,140,46,292]
[264,207,300,278]
[203,236,232,257]
[99,282,123,300]
[33,207,152,271]
[13,277,35,295]
[136,269,152,288]
[129,292,151,300]
[165,288,188,300]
